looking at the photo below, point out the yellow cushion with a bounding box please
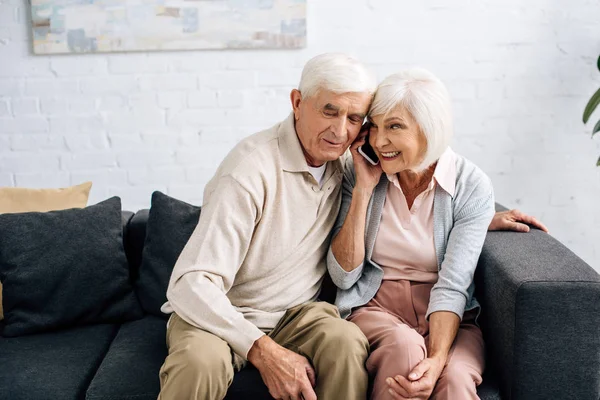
[0,181,92,320]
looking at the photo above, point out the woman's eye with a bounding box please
[390,124,404,130]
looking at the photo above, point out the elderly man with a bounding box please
[157,53,547,400]
[159,53,375,400]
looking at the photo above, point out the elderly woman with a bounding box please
[328,69,497,400]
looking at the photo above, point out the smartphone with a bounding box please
[358,134,379,166]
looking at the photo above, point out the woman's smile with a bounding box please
[379,151,401,160]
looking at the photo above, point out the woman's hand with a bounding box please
[350,123,383,193]
[489,209,549,233]
[386,311,459,399]
[386,357,445,399]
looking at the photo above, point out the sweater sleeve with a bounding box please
[165,175,265,359]
[326,158,366,289]
[427,175,495,320]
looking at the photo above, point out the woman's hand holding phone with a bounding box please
[350,122,383,193]
[358,127,379,166]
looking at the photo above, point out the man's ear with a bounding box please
[290,89,302,120]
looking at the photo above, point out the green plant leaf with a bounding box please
[597,54,600,72]
[593,120,600,137]
[597,155,600,167]
[583,87,600,123]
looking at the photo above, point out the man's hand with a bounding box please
[489,209,549,233]
[386,357,445,399]
[350,123,383,194]
[247,336,317,400]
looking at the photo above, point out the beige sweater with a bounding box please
[161,114,344,358]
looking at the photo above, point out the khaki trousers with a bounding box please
[158,301,369,400]
[348,280,485,400]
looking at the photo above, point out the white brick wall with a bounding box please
[1,0,599,271]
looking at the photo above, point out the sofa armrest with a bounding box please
[475,228,600,400]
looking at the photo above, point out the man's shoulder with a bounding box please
[202,125,280,205]
[218,121,282,178]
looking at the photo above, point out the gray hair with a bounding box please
[298,53,377,99]
[370,68,453,171]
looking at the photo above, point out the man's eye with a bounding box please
[324,112,336,117]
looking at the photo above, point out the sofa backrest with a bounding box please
[122,210,149,284]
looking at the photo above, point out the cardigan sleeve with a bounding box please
[327,157,366,289]
[427,174,495,320]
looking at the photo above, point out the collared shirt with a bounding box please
[161,113,344,359]
[372,148,457,283]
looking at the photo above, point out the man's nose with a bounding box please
[330,117,347,138]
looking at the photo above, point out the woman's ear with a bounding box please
[290,89,302,120]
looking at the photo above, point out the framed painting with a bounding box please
[31,0,307,54]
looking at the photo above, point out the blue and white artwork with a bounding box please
[31,0,307,54]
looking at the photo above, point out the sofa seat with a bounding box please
[80,316,502,400]
[226,366,271,400]
[0,322,119,400]
[83,315,273,400]
[85,316,167,400]
[225,365,502,400]
[478,369,502,400]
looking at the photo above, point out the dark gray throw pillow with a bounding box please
[137,191,201,318]
[0,197,143,337]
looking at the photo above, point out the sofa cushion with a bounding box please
[82,314,499,400]
[477,368,502,400]
[0,322,119,400]
[226,367,272,400]
[0,181,92,214]
[226,363,499,400]
[0,197,143,337]
[84,315,273,400]
[136,191,201,317]
[0,181,92,321]
[85,315,167,400]
[225,365,499,400]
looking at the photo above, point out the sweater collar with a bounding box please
[278,113,311,173]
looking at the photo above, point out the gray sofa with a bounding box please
[0,196,598,400]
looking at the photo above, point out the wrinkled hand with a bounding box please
[386,357,445,399]
[350,123,383,193]
[489,209,549,233]
[248,336,316,400]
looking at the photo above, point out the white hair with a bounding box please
[370,68,453,171]
[298,53,377,99]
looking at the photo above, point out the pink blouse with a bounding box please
[371,148,457,283]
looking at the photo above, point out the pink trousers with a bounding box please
[348,280,485,400]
